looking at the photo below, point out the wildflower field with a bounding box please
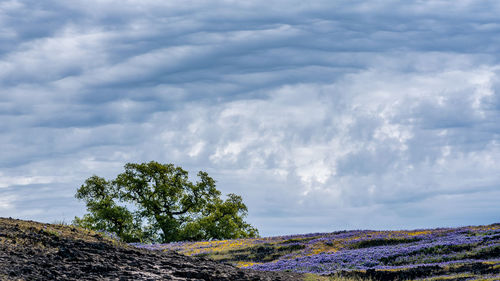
[132,224,500,280]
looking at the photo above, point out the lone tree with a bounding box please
[74,161,259,243]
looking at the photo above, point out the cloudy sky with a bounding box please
[1,0,499,236]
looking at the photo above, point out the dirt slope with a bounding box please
[0,217,304,281]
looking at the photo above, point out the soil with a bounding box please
[0,217,305,281]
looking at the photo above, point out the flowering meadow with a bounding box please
[131,224,500,280]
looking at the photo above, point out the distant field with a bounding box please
[132,224,500,280]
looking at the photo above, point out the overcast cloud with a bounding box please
[1,0,499,236]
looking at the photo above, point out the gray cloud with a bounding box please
[1,0,499,236]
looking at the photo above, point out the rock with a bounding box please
[0,217,304,281]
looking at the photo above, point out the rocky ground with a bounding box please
[0,217,305,281]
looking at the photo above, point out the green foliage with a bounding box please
[73,161,258,243]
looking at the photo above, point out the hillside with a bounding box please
[0,217,304,281]
[135,224,500,280]
[2,217,498,281]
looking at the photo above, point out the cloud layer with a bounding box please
[1,0,499,236]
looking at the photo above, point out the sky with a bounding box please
[1,0,499,237]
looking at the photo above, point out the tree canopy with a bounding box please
[74,161,259,243]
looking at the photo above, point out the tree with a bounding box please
[74,161,259,243]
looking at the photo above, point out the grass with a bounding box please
[414,273,500,281]
[0,217,125,251]
[303,273,371,281]
[50,219,70,226]
[134,223,500,280]
[3,218,499,281]
[347,237,421,249]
